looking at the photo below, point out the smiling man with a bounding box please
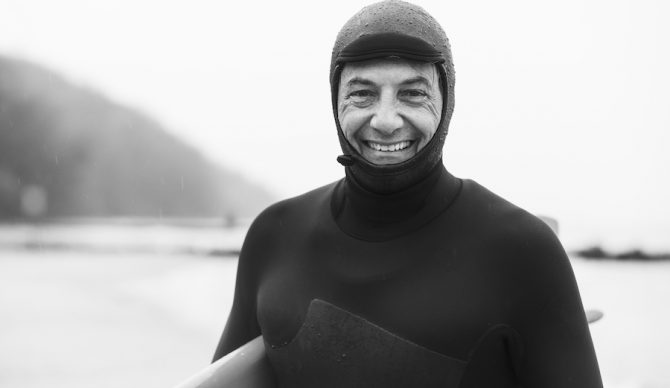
[213,1,603,387]
[338,58,443,165]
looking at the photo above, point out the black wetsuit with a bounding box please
[213,163,603,387]
[214,1,602,386]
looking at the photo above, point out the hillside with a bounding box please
[0,55,274,220]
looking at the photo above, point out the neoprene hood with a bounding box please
[331,0,455,194]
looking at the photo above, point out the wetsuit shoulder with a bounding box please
[457,179,580,320]
[457,178,562,258]
[243,180,339,243]
[253,180,339,226]
[458,179,602,387]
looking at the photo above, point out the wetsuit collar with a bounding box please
[331,161,461,241]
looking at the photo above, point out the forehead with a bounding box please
[340,58,439,86]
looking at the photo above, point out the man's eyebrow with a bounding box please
[345,77,375,87]
[344,75,434,88]
[400,76,432,86]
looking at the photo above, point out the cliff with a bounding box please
[0,55,274,220]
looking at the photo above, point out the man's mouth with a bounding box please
[365,140,413,152]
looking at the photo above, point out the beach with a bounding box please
[0,223,668,388]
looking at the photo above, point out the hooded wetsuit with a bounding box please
[213,1,602,387]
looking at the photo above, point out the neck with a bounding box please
[331,161,461,241]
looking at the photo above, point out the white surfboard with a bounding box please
[174,336,274,388]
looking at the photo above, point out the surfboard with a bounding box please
[174,336,275,388]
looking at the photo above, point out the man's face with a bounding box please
[338,58,442,165]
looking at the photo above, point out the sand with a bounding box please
[1,245,668,387]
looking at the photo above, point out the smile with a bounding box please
[365,141,413,152]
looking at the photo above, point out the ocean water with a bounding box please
[0,222,668,388]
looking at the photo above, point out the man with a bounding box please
[213,1,603,387]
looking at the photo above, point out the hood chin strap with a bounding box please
[336,155,355,167]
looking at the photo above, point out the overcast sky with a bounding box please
[1,0,668,251]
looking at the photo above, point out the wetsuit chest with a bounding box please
[214,168,601,387]
[255,181,515,361]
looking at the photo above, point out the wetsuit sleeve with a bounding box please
[510,223,603,387]
[211,217,267,362]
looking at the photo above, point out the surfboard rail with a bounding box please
[174,336,275,388]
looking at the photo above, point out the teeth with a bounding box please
[367,141,411,152]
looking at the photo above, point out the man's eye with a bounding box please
[347,90,375,99]
[400,89,428,99]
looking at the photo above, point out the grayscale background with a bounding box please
[0,1,668,387]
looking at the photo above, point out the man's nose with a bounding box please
[370,94,403,135]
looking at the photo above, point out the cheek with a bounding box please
[407,107,441,141]
[338,108,367,142]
